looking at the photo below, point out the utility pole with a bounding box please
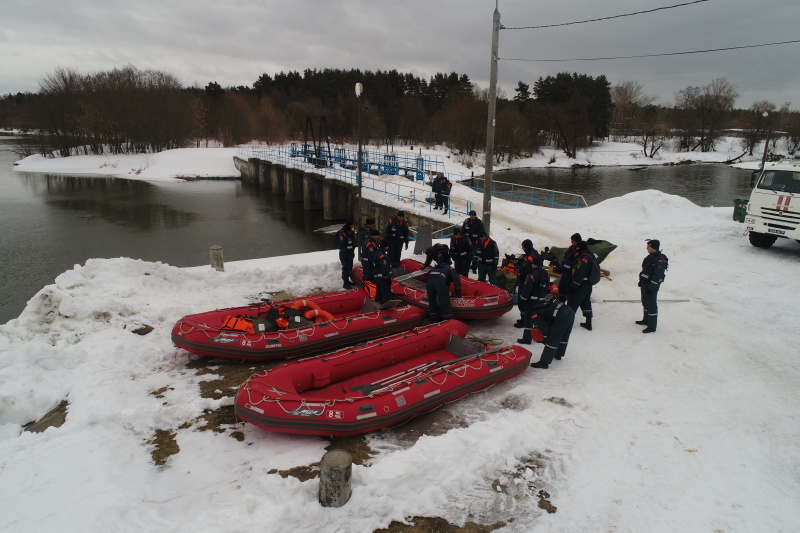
[482,1,500,235]
[355,83,363,249]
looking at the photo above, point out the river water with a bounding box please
[0,136,754,324]
[494,164,753,208]
[0,136,336,324]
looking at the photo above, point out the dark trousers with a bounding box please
[388,240,403,266]
[339,250,354,282]
[477,264,497,286]
[434,192,442,208]
[641,285,659,330]
[539,306,575,365]
[567,283,593,318]
[362,261,374,282]
[426,279,453,321]
[375,278,392,304]
[441,194,450,211]
[453,257,471,277]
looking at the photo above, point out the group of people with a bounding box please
[431,172,452,214]
[336,211,410,303]
[337,207,669,373]
[514,234,668,370]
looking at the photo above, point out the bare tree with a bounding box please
[637,105,671,158]
[612,81,655,140]
[740,100,775,156]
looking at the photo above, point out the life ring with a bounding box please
[303,309,335,324]
[290,299,321,312]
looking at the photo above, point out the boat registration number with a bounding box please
[326,410,344,420]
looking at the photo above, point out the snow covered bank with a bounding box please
[1,188,799,532]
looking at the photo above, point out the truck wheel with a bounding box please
[748,231,777,248]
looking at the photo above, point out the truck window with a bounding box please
[758,170,800,194]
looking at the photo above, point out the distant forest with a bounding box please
[1,65,799,162]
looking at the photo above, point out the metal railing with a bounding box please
[464,176,588,209]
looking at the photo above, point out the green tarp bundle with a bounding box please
[548,238,617,267]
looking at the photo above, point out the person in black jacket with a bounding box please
[336,219,356,289]
[385,210,409,267]
[422,243,450,268]
[461,210,485,270]
[374,240,393,304]
[473,231,499,285]
[449,229,472,276]
[361,229,380,282]
[516,256,551,344]
[431,172,444,210]
[567,240,596,331]
[426,253,462,322]
[637,239,668,333]
[441,177,452,214]
[557,233,582,301]
[529,296,576,369]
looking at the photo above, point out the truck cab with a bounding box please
[744,157,800,248]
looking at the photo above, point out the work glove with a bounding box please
[404,242,408,250]
[471,267,477,274]
[455,289,462,298]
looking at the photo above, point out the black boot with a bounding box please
[516,329,532,345]
[530,360,549,369]
[642,327,656,333]
[343,281,353,290]
[514,319,524,328]
[635,314,647,325]
[580,317,592,331]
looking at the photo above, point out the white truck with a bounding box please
[744,156,800,248]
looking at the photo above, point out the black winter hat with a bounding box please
[345,218,353,226]
[647,239,661,251]
[369,229,380,236]
[577,240,588,251]
[522,239,533,251]
[570,233,582,243]
[397,210,405,217]
[469,210,477,216]
[379,239,390,247]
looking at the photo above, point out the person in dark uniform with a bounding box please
[431,172,444,210]
[474,231,499,286]
[557,233,582,301]
[513,239,541,328]
[567,240,596,330]
[422,243,450,268]
[425,250,462,322]
[529,296,576,369]
[638,239,668,333]
[441,177,452,215]
[461,210,484,272]
[374,240,394,304]
[361,229,380,282]
[336,219,356,289]
[516,254,551,344]
[385,210,409,267]
[449,229,472,276]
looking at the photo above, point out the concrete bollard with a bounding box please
[413,224,433,255]
[209,245,224,272]
[318,450,352,507]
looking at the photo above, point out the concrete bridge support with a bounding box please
[303,172,325,211]
[323,180,354,221]
[270,164,286,194]
[285,168,305,203]
[257,160,271,189]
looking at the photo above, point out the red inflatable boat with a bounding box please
[171,290,427,361]
[234,320,532,437]
[351,259,514,320]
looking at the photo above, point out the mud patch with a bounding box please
[375,517,507,532]
[131,324,154,336]
[326,435,377,466]
[379,407,469,445]
[500,394,528,411]
[537,489,557,513]
[268,463,320,482]
[149,428,179,466]
[24,399,68,433]
[544,396,573,408]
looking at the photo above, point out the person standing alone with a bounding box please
[567,240,596,331]
[638,239,668,333]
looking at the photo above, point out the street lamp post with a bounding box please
[482,1,501,235]
[758,106,772,175]
[355,83,364,255]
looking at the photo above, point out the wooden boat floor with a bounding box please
[309,349,459,399]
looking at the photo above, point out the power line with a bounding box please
[499,39,800,62]
[503,0,710,30]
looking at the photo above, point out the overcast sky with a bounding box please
[1,0,798,109]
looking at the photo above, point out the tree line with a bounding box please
[1,65,798,162]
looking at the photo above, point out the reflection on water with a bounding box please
[0,138,337,323]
